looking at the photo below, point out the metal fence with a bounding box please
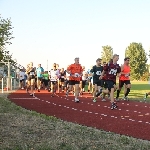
[0,77,19,93]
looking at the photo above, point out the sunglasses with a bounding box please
[126,60,130,61]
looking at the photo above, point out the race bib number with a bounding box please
[74,73,80,77]
[125,74,129,77]
[96,71,101,75]
[109,69,117,75]
[61,76,64,78]
[30,72,34,75]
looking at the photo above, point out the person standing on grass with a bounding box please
[97,54,121,110]
[66,57,83,103]
[116,57,131,101]
[91,58,104,102]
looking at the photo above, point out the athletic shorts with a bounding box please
[105,80,116,91]
[20,79,24,83]
[60,78,65,82]
[119,80,131,88]
[93,80,102,86]
[37,77,43,81]
[69,80,80,85]
[51,81,57,85]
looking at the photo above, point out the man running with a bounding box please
[91,58,103,102]
[59,68,66,92]
[98,54,121,110]
[87,66,93,94]
[18,68,25,89]
[49,63,59,97]
[80,66,88,94]
[26,62,36,96]
[66,57,83,103]
[116,57,131,101]
[36,64,44,92]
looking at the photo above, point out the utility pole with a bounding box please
[7,60,11,89]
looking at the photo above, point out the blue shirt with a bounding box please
[36,67,44,77]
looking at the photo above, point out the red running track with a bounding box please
[8,90,150,141]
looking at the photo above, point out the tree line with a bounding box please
[101,44,149,81]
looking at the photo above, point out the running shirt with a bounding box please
[90,65,103,81]
[60,71,66,79]
[19,71,25,80]
[43,73,49,80]
[66,72,70,80]
[36,67,44,78]
[82,71,87,80]
[27,67,36,79]
[119,65,130,80]
[49,69,59,81]
[103,62,121,82]
[67,63,83,81]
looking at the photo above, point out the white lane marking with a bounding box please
[35,94,150,126]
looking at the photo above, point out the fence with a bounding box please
[0,77,19,93]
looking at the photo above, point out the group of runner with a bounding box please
[18,54,132,110]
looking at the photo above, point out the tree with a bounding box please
[101,45,113,63]
[125,42,148,80]
[0,15,14,62]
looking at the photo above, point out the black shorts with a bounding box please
[37,77,43,81]
[20,79,24,82]
[119,80,131,88]
[93,80,102,86]
[105,80,116,91]
[69,80,80,85]
[60,78,65,82]
[64,80,69,87]
[51,81,57,85]
[81,80,86,88]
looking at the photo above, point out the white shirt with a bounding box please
[50,69,59,81]
[66,72,70,80]
[82,71,87,80]
[19,71,25,80]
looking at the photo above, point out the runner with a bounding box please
[26,62,36,96]
[116,57,131,101]
[59,68,66,92]
[18,68,25,89]
[91,58,103,102]
[66,57,83,102]
[87,66,93,94]
[36,64,44,92]
[98,54,121,110]
[49,63,59,97]
[43,71,49,90]
[80,66,88,94]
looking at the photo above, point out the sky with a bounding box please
[0,0,150,70]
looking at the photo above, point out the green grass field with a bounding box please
[1,81,150,150]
